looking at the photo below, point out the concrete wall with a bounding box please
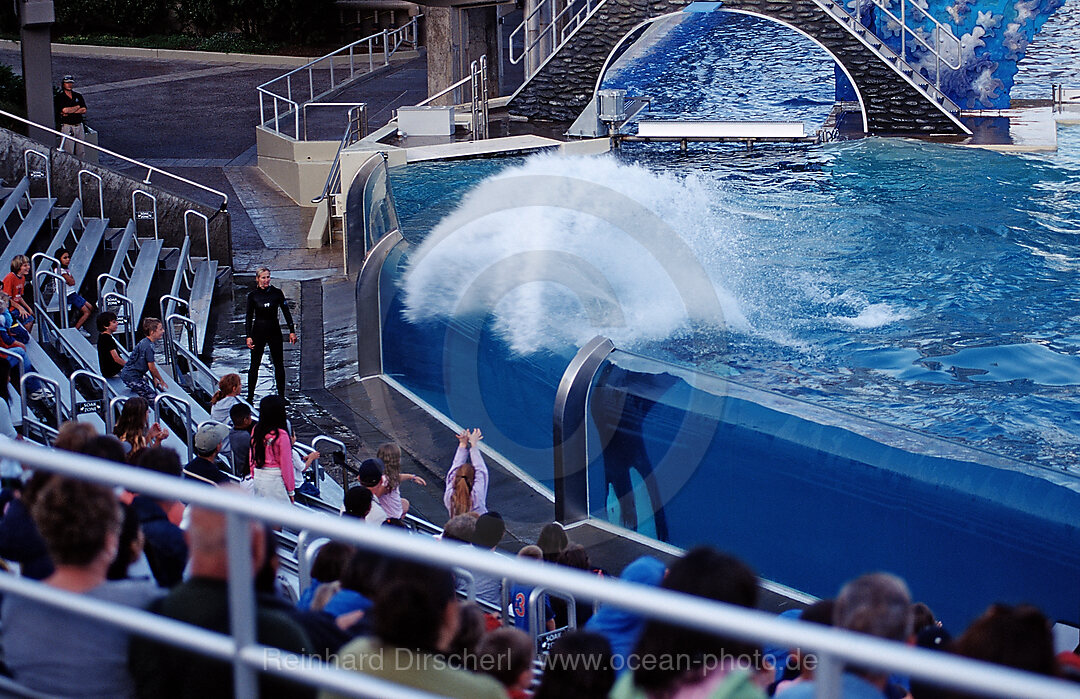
[509,0,963,135]
[0,126,233,265]
[426,5,500,106]
[256,127,340,207]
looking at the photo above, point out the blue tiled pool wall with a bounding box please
[585,355,1080,629]
[844,0,1065,108]
[379,240,565,487]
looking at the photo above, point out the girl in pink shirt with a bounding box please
[250,395,295,503]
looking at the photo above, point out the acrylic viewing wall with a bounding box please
[583,349,1080,629]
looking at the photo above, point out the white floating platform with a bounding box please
[404,134,563,162]
[634,120,807,140]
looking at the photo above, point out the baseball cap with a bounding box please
[356,457,384,487]
[62,75,74,84]
[343,486,373,518]
[471,511,505,548]
[193,422,229,456]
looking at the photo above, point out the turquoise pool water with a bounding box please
[381,7,1080,625]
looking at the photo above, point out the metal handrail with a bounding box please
[300,102,367,142]
[159,299,188,372]
[164,312,197,381]
[69,369,112,428]
[22,148,51,200]
[184,209,210,262]
[528,585,576,641]
[102,291,136,349]
[257,16,420,140]
[132,189,158,242]
[866,0,961,88]
[154,391,195,462]
[165,313,222,399]
[34,268,68,331]
[311,105,368,206]
[415,73,472,108]
[469,56,490,141]
[0,109,227,211]
[97,272,127,301]
[509,0,605,73]
[310,434,346,494]
[19,372,60,441]
[2,441,1079,699]
[77,169,104,220]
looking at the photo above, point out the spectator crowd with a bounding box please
[0,418,1076,699]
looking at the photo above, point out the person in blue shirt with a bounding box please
[776,573,913,699]
[508,545,556,634]
[119,317,168,400]
[586,555,666,675]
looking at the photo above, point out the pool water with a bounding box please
[381,5,1080,623]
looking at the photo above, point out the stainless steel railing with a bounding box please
[0,110,227,211]
[256,16,420,141]
[1,440,1078,699]
[509,0,606,78]
[866,0,961,89]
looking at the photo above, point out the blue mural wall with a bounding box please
[850,0,1067,108]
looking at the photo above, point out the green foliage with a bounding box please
[182,0,336,44]
[57,32,281,54]
[0,64,26,116]
[55,0,172,36]
[3,0,336,48]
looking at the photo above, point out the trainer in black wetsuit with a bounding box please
[245,268,296,402]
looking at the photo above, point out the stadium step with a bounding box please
[126,238,164,328]
[189,258,219,355]
[0,197,57,274]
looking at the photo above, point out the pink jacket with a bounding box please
[250,428,295,493]
[443,445,488,517]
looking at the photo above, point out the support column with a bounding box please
[18,0,55,144]
[423,3,501,105]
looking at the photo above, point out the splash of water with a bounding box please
[401,153,749,355]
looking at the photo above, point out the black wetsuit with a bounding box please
[245,285,294,400]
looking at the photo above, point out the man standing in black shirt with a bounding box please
[245,267,295,403]
[54,75,87,157]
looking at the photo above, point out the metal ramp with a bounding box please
[0,179,30,234]
[123,238,163,329]
[188,259,218,355]
[34,194,109,313]
[0,196,56,274]
[101,220,136,297]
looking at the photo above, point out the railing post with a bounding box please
[552,335,615,524]
[382,29,390,65]
[225,511,259,699]
[355,229,403,376]
[813,653,844,699]
[900,0,906,61]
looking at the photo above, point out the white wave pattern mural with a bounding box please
[862,0,1067,108]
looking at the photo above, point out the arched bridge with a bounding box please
[508,0,971,136]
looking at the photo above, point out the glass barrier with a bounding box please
[377,240,568,488]
[585,348,1080,629]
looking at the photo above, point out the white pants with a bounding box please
[60,123,85,158]
[253,467,290,503]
